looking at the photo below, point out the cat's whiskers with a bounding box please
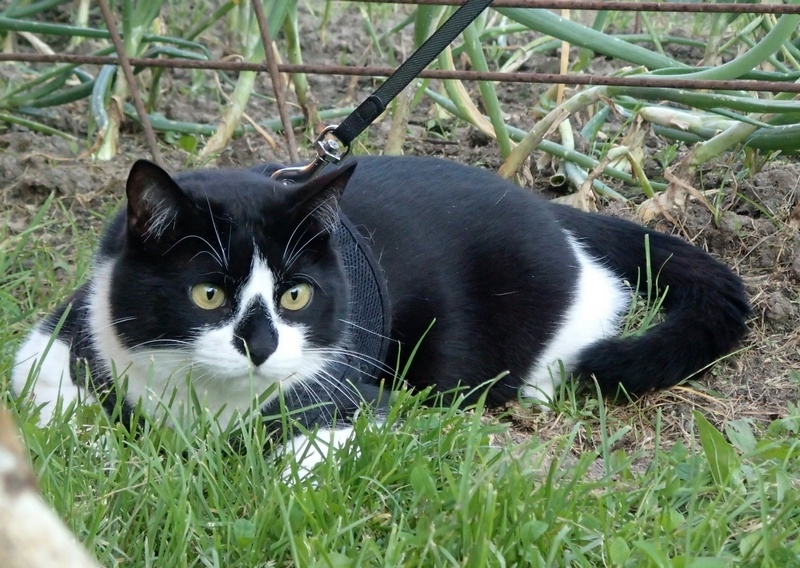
[107,316,138,327]
[310,368,363,409]
[292,373,347,412]
[205,196,230,269]
[189,249,226,266]
[129,353,195,373]
[68,316,138,351]
[282,200,340,273]
[283,226,332,273]
[313,338,393,370]
[290,359,365,409]
[138,350,273,414]
[339,319,395,343]
[284,375,325,409]
[282,199,333,266]
[282,222,311,272]
[179,368,215,389]
[133,337,193,349]
[311,351,391,378]
[274,370,334,416]
[165,234,226,268]
[130,359,235,408]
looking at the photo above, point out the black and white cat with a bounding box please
[12,156,749,467]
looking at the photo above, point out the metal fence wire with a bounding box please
[1,0,800,166]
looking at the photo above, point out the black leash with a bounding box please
[261,0,493,440]
[272,0,494,183]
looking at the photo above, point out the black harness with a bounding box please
[333,213,393,381]
[256,165,393,438]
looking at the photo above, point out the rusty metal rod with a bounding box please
[352,0,800,14]
[96,0,164,167]
[252,0,299,162]
[3,53,800,93]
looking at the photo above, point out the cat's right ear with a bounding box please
[126,160,187,243]
[287,161,358,230]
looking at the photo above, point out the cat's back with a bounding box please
[339,155,560,242]
[342,155,536,209]
[337,155,577,320]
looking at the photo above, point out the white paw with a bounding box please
[281,426,357,482]
[11,329,87,425]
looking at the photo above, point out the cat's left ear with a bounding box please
[287,161,357,229]
[126,159,188,243]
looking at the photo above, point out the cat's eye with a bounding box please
[190,283,226,310]
[280,283,313,311]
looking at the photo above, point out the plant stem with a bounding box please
[499,86,607,179]
[462,21,512,158]
[497,7,684,70]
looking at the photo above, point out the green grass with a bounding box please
[2,4,800,565]
[6,372,800,566]
[3,201,800,567]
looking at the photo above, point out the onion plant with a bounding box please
[200,0,289,158]
[2,1,799,206]
[93,0,164,161]
[418,3,800,210]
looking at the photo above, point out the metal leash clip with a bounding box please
[271,125,349,184]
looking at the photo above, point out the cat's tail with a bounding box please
[546,202,750,397]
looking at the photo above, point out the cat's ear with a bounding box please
[126,160,187,242]
[287,161,357,229]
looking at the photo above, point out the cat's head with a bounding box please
[91,160,357,422]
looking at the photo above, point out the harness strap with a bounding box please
[259,211,394,438]
[271,0,494,185]
[332,0,494,148]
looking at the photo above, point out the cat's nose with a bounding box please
[240,333,277,367]
[233,300,278,366]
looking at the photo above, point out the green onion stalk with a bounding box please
[464,23,512,158]
[385,5,439,155]
[94,0,163,161]
[282,0,316,130]
[426,87,667,193]
[201,0,289,158]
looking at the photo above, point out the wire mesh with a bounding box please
[1,1,799,163]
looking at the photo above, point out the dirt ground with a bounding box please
[1,5,799,465]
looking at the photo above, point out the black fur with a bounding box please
[22,155,749,432]
[333,157,749,401]
[106,161,352,360]
[550,204,750,395]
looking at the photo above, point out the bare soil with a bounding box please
[1,4,798,464]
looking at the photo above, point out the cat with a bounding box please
[12,156,749,470]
